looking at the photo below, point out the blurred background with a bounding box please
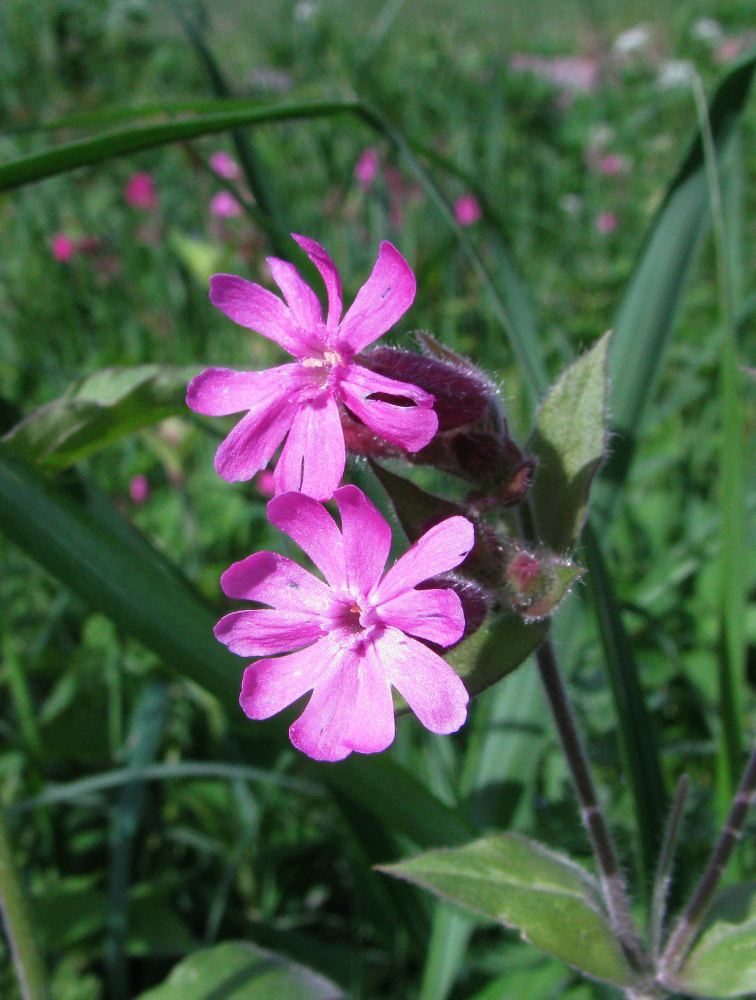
[0,1,753,998]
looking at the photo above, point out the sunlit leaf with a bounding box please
[381,834,641,989]
[528,332,610,553]
[135,941,348,999]
[668,882,756,998]
[3,365,196,471]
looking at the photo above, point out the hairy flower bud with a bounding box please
[359,346,491,431]
[503,544,583,621]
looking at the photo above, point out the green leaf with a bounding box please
[528,332,610,553]
[668,883,756,998]
[135,941,348,1000]
[3,365,197,471]
[449,612,548,699]
[380,834,640,989]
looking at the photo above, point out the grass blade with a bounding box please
[583,524,668,891]
[597,50,756,519]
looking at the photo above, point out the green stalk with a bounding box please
[0,809,50,1000]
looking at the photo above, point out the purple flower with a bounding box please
[125,172,157,211]
[215,486,473,761]
[187,235,438,499]
[354,148,379,191]
[52,233,76,262]
[453,193,482,227]
[210,191,242,218]
[210,151,241,180]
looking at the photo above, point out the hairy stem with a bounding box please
[660,740,756,977]
[535,639,649,973]
[0,808,49,1000]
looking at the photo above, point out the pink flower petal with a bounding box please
[291,234,343,329]
[214,608,325,655]
[267,256,324,333]
[339,365,438,452]
[214,396,297,482]
[377,588,464,646]
[209,274,306,356]
[336,242,416,355]
[343,636,396,754]
[274,394,345,500]
[374,516,475,604]
[220,551,333,613]
[288,651,360,761]
[375,627,468,734]
[240,635,334,720]
[267,492,346,591]
[187,364,300,416]
[333,484,391,597]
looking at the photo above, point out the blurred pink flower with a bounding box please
[125,172,157,211]
[596,212,618,234]
[355,148,379,192]
[187,234,437,500]
[599,154,626,176]
[216,485,473,760]
[255,469,276,498]
[210,151,241,180]
[453,193,482,227]
[210,191,243,218]
[715,37,747,64]
[510,54,599,94]
[129,474,150,505]
[52,233,76,262]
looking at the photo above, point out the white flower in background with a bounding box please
[691,17,724,45]
[657,60,695,89]
[612,23,653,58]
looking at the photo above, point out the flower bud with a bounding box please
[359,346,491,431]
[503,544,583,621]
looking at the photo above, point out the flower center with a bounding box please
[301,348,342,369]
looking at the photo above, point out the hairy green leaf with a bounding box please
[136,941,348,1000]
[668,883,756,998]
[528,332,610,553]
[3,365,196,471]
[381,834,640,989]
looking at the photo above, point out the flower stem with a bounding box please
[660,739,756,978]
[535,638,649,973]
[0,808,50,1000]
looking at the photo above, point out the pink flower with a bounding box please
[52,233,76,262]
[210,191,242,218]
[187,234,437,499]
[129,474,150,505]
[355,148,379,192]
[255,469,276,498]
[125,172,157,211]
[599,154,626,176]
[453,193,482,227]
[216,486,473,760]
[596,211,617,234]
[210,151,241,180]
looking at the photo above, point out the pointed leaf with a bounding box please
[3,365,197,471]
[381,834,641,989]
[528,333,610,553]
[135,941,348,1000]
[668,882,756,998]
